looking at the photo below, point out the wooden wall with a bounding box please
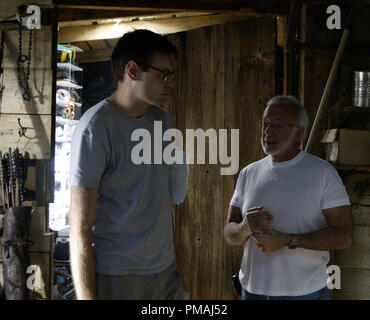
[167,17,276,299]
[0,0,55,299]
[299,3,370,300]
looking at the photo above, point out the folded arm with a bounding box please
[252,205,352,252]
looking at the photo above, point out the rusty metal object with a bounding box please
[2,206,32,300]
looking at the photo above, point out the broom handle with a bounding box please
[305,29,350,153]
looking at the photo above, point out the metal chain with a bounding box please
[1,239,34,247]
[17,17,33,101]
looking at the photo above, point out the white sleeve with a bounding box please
[321,165,350,210]
[229,169,245,208]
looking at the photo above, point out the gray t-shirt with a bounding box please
[69,99,175,275]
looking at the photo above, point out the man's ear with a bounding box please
[126,60,139,80]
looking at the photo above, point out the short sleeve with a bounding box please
[321,165,350,210]
[69,132,108,188]
[229,169,245,208]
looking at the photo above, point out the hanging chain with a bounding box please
[17,17,33,101]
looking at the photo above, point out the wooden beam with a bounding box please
[57,8,164,23]
[76,47,113,63]
[58,13,253,43]
[58,11,213,28]
[55,0,290,14]
[283,0,302,96]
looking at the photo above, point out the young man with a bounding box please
[224,95,352,300]
[69,30,188,300]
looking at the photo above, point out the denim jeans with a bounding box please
[242,286,330,300]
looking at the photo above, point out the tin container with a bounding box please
[353,71,370,107]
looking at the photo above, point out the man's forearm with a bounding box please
[70,233,97,299]
[296,227,351,251]
[69,186,99,299]
[224,222,250,246]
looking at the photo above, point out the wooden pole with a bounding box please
[305,2,356,153]
[305,29,350,153]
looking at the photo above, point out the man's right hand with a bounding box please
[242,206,273,234]
[224,205,273,246]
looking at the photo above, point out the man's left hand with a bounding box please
[251,229,291,253]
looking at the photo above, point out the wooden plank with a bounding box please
[223,17,276,299]
[29,207,52,252]
[29,252,51,299]
[58,11,213,28]
[333,226,370,270]
[351,204,370,227]
[55,0,290,14]
[58,13,251,43]
[343,173,370,196]
[276,15,286,47]
[170,25,225,300]
[331,268,370,300]
[0,68,53,114]
[0,114,52,159]
[349,195,370,206]
[4,27,52,70]
[76,47,113,64]
[58,8,164,23]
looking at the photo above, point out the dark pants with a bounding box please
[96,261,188,300]
[242,286,330,300]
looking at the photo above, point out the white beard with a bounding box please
[261,129,297,156]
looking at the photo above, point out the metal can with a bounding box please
[353,71,370,107]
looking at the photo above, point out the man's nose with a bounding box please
[165,78,175,89]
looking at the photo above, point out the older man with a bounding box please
[224,95,352,300]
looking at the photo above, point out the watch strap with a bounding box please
[288,234,298,249]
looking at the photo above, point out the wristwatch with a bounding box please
[288,234,298,249]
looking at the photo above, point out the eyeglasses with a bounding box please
[262,120,300,130]
[138,62,175,82]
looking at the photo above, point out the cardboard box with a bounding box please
[321,129,370,166]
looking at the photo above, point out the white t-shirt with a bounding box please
[230,151,350,296]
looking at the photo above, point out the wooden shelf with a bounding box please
[54,262,70,266]
[334,164,370,172]
[344,106,370,113]
[57,62,83,72]
[57,80,83,90]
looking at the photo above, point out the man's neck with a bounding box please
[107,86,150,119]
[271,148,301,162]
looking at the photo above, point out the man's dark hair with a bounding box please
[111,29,178,82]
